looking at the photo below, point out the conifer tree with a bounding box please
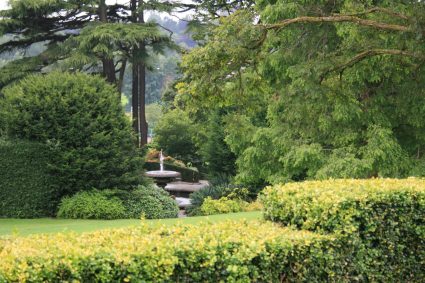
[0,0,252,146]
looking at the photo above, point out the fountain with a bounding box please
[145,150,208,214]
[145,150,181,188]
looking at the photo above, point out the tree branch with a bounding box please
[263,15,410,33]
[320,49,425,81]
[338,7,409,20]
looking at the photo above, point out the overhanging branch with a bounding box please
[320,49,425,81]
[263,15,410,33]
[339,7,409,20]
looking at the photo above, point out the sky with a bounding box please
[0,0,8,10]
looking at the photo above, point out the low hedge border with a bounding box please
[0,221,355,282]
[259,178,425,282]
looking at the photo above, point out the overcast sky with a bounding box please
[0,0,8,10]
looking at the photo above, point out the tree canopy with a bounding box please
[177,0,425,185]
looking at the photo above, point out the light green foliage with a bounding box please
[0,139,59,218]
[57,186,178,220]
[0,72,145,196]
[57,190,126,220]
[260,178,425,282]
[200,197,249,215]
[153,109,198,163]
[187,185,250,216]
[0,220,354,282]
[180,1,425,185]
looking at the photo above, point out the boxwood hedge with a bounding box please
[260,178,425,282]
[0,221,355,282]
[0,139,60,218]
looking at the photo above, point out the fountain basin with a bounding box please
[145,170,181,188]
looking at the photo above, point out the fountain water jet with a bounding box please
[145,150,181,188]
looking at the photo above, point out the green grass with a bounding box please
[0,211,262,237]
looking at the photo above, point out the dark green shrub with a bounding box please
[57,190,126,220]
[153,109,199,164]
[0,139,60,218]
[0,72,145,196]
[197,110,236,178]
[144,161,200,182]
[260,178,425,282]
[187,184,249,216]
[104,186,179,219]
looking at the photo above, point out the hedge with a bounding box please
[260,178,425,282]
[0,139,59,218]
[144,161,200,182]
[0,221,355,282]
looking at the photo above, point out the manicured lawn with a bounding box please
[0,211,262,237]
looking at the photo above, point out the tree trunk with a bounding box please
[117,59,127,94]
[132,62,140,143]
[138,2,148,146]
[139,61,148,146]
[99,0,117,86]
[130,0,140,144]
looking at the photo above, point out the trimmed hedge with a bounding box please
[144,161,200,182]
[0,139,59,218]
[260,178,425,282]
[0,221,354,282]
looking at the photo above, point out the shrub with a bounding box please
[200,197,248,215]
[187,185,249,216]
[0,139,60,218]
[200,197,263,215]
[197,110,236,178]
[57,191,126,220]
[104,186,179,219]
[153,109,199,164]
[260,178,425,282]
[200,197,245,215]
[0,72,145,196]
[0,221,355,282]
